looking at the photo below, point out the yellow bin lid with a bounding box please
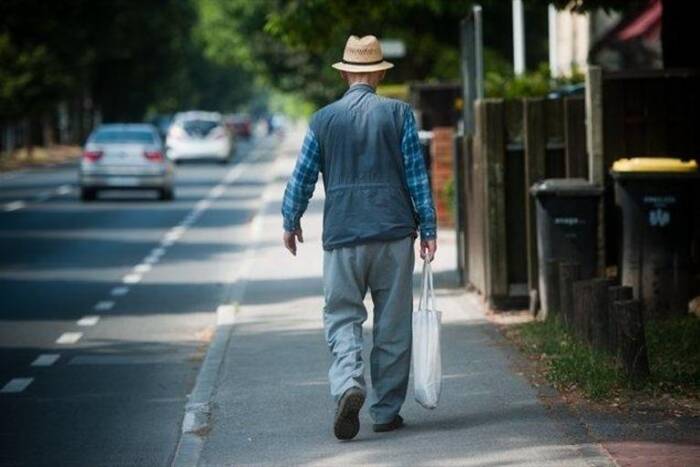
[612,157,698,173]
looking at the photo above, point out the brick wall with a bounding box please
[429,126,454,227]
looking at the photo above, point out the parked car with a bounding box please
[224,113,253,139]
[79,124,175,201]
[166,111,234,164]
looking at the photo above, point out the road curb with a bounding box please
[170,139,282,467]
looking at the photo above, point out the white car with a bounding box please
[166,111,234,164]
[79,124,175,201]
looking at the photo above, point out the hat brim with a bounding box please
[331,61,394,72]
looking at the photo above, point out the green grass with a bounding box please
[512,315,700,400]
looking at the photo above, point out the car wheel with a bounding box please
[159,187,175,201]
[80,187,97,202]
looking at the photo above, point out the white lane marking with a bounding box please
[134,264,151,273]
[31,354,60,367]
[161,238,175,247]
[122,274,142,284]
[1,378,33,393]
[4,201,25,212]
[152,247,166,257]
[209,185,225,198]
[217,305,237,326]
[111,286,129,296]
[77,315,100,326]
[55,185,72,195]
[94,300,114,311]
[56,332,83,344]
[143,255,160,265]
[194,199,211,211]
[163,233,180,243]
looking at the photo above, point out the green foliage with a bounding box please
[514,314,700,400]
[646,317,700,389]
[517,319,621,399]
[485,63,585,98]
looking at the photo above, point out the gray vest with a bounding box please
[310,84,417,250]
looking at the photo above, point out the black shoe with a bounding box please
[373,415,404,433]
[334,388,365,440]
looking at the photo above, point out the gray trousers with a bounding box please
[323,236,414,424]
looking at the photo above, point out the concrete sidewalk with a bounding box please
[192,129,614,466]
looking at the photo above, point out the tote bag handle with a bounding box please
[418,259,436,311]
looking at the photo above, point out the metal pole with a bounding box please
[474,5,484,98]
[512,0,526,75]
[548,4,558,77]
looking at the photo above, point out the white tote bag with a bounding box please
[412,259,442,409]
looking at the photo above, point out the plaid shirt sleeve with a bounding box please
[281,128,321,232]
[401,111,437,240]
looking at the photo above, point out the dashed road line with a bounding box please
[77,315,100,326]
[1,377,33,393]
[4,201,26,212]
[122,274,142,284]
[111,286,129,296]
[134,264,152,273]
[55,184,72,195]
[56,332,83,344]
[94,300,115,311]
[31,354,60,367]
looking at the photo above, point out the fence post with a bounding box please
[523,98,546,308]
[564,96,587,178]
[480,99,508,302]
[590,278,614,351]
[607,285,633,355]
[613,299,650,382]
[585,66,606,277]
[572,279,593,342]
[559,262,581,329]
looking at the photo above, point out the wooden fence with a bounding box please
[461,96,587,309]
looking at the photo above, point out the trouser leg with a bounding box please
[367,237,414,423]
[323,246,368,401]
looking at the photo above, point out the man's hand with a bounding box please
[283,229,303,256]
[420,239,437,262]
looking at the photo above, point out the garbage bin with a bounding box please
[611,157,699,319]
[530,179,604,317]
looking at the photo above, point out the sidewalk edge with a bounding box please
[170,141,281,467]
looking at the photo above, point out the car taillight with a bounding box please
[83,150,103,162]
[144,150,164,162]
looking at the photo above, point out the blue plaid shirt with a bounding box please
[282,111,437,240]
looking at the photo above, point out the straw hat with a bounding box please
[332,35,394,72]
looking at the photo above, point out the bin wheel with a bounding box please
[80,188,97,202]
[159,187,175,201]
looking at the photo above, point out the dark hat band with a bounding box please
[341,58,385,65]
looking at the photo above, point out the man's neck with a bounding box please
[349,82,375,89]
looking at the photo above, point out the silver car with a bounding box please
[79,124,175,201]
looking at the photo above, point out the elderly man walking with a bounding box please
[282,35,437,440]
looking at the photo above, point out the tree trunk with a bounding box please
[22,118,33,161]
[661,0,700,69]
[41,112,55,147]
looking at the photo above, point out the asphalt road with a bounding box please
[0,136,278,466]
